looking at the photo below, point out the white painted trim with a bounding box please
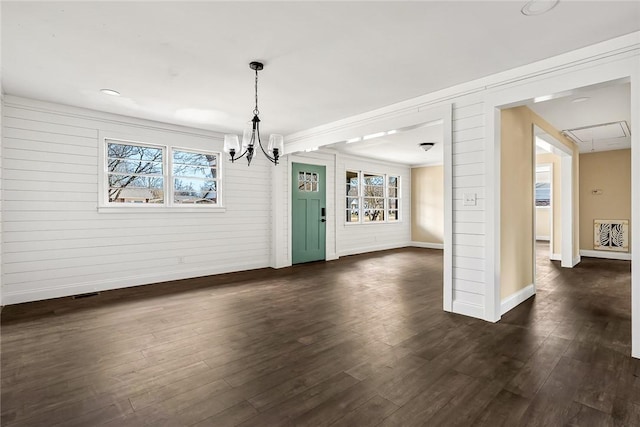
[2,261,269,305]
[411,242,444,250]
[536,236,550,241]
[550,253,562,261]
[537,161,554,260]
[442,104,454,313]
[271,155,289,269]
[573,255,581,267]
[452,300,485,320]
[632,55,640,358]
[338,242,409,258]
[484,101,501,322]
[580,250,632,261]
[561,154,574,268]
[501,283,535,315]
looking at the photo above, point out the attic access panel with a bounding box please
[562,121,630,143]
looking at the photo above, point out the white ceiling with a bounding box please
[530,82,631,153]
[2,1,639,138]
[323,121,444,167]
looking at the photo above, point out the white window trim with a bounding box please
[98,136,225,213]
[345,170,401,225]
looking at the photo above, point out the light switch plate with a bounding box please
[463,193,477,206]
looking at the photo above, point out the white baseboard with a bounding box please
[579,250,632,261]
[501,283,535,315]
[2,261,269,305]
[411,241,444,250]
[338,242,409,257]
[452,300,485,320]
[536,236,550,241]
[550,253,562,261]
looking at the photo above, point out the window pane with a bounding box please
[388,187,398,197]
[388,210,399,221]
[363,174,384,186]
[364,185,384,197]
[346,198,359,222]
[108,174,163,189]
[106,141,165,204]
[535,182,551,206]
[173,151,217,179]
[389,176,398,187]
[363,197,384,210]
[364,209,384,222]
[174,179,217,204]
[108,142,162,162]
[173,150,217,167]
[173,165,216,179]
[108,175,164,203]
[108,158,163,174]
[389,198,399,209]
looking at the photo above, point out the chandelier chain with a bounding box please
[254,68,260,116]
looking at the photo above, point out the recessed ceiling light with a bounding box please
[100,88,121,96]
[363,132,386,141]
[521,0,559,16]
[533,94,554,103]
[571,97,590,103]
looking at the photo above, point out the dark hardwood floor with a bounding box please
[1,244,637,426]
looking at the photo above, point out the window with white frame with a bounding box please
[103,138,220,207]
[345,170,400,223]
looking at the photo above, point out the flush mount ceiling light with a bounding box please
[419,142,435,152]
[100,88,120,96]
[521,0,559,16]
[223,61,284,166]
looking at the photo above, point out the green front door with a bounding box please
[292,163,326,264]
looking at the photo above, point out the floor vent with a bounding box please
[72,292,100,299]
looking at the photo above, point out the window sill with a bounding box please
[98,205,227,214]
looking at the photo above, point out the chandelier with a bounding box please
[223,61,284,166]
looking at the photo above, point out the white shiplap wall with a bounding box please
[450,99,486,318]
[2,97,272,304]
[338,155,411,256]
[0,93,3,306]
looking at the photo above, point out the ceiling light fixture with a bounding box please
[419,142,435,152]
[223,62,284,166]
[521,0,559,16]
[100,88,121,96]
[363,132,386,141]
